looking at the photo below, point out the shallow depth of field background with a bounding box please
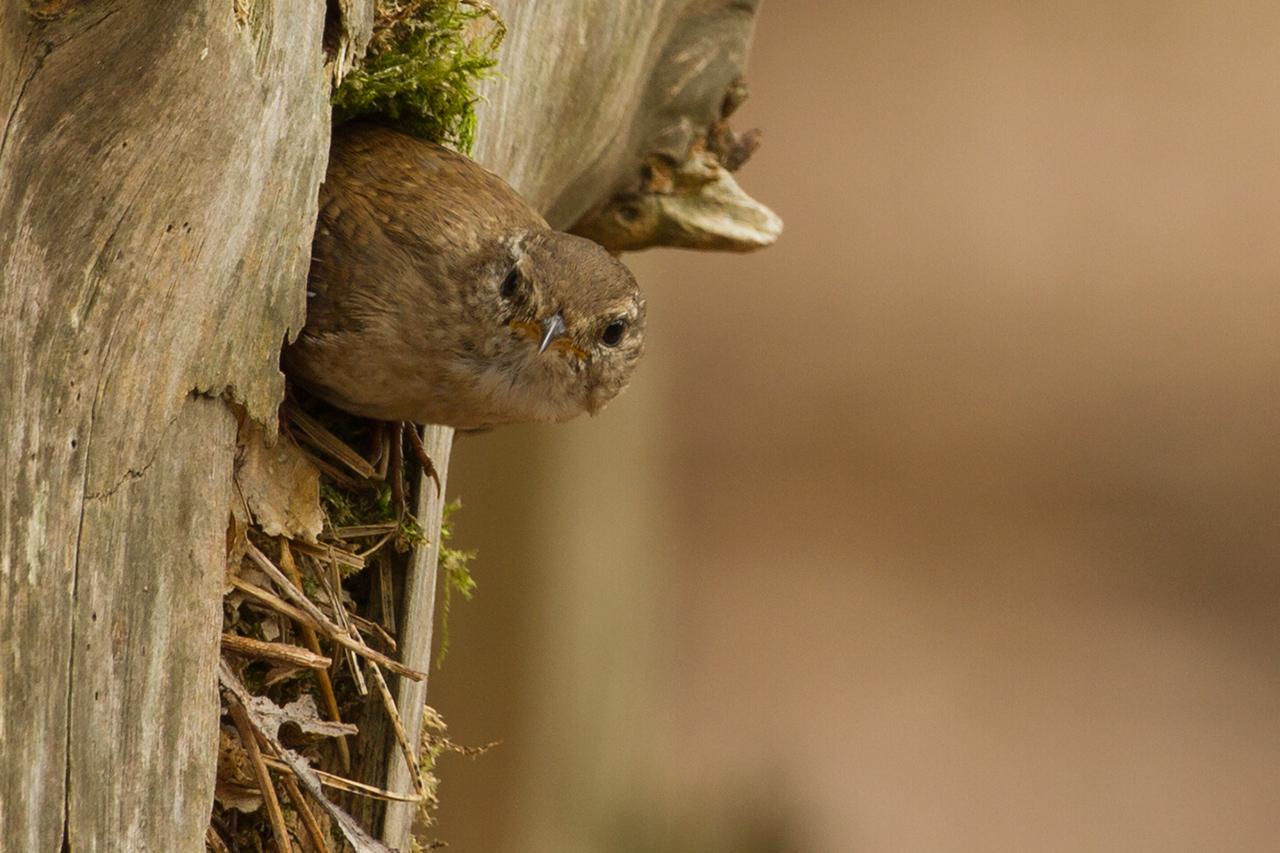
[428,2,1280,851]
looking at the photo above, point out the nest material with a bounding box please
[213,400,458,852]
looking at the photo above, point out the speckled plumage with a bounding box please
[284,124,646,430]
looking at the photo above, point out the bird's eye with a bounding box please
[601,320,627,347]
[500,267,521,299]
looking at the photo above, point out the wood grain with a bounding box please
[0,1,365,848]
[471,0,762,229]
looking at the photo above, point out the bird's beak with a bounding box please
[538,313,568,354]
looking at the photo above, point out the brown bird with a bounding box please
[284,123,646,434]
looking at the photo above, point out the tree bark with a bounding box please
[473,0,763,230]
[0,3,332,849]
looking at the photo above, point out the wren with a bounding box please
[284,123,646,432]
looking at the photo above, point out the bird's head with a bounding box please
[469,229,645,423]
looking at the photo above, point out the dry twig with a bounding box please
[377,553,397,631]
[348,610,398,652]
[252,725,332,853]
[356,528,399,558]
[226,691,293,853]
[221,664,396,852]
[260,757,422,804]
[206,826,232,853]
[297,445,369,491]
[279,770,331,853]
[280,538,352,774]
[332,522,400,538]
[368,661,428,802]
[313,550,368,695]
[290,538,365,572]
[286,404,378,479]
[221,633,332,670]
[237,547,425,681]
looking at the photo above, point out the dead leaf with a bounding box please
[220,663,393,853]
[236,419,324,542]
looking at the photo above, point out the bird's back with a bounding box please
[308,124,546,321]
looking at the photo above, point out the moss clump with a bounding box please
[332,0,505,152]
[434,499,477,668]
[319,478,390,528]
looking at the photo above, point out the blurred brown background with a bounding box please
[429,2,1280,851]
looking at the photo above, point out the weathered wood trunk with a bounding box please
[0,3,331,849]
[0,1,770,849]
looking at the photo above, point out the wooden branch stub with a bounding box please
[571,142,783,253]
[371,426,451,845]
[473,0,778,255]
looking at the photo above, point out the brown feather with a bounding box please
[285,124,645,430]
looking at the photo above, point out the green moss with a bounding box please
[318,480,361,528]
[320,478,393,528]
[332,0,505,152]
[434,499,477,669]
[399,513,427,548]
